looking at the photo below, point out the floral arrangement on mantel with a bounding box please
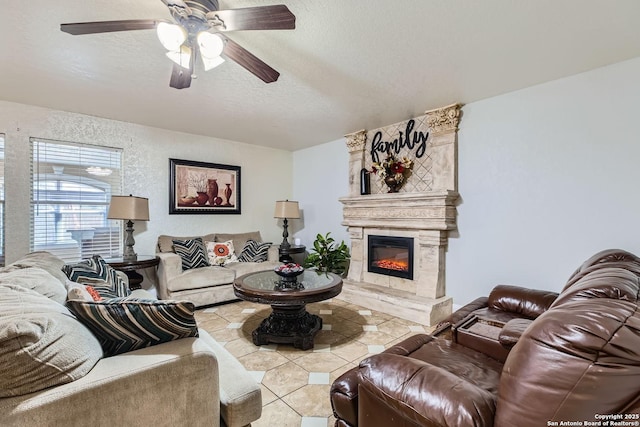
[370,154,413,193]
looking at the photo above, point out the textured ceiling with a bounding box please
[1,1,639,151]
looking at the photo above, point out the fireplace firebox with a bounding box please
[367,235,414,280]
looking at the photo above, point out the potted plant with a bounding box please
[303,232,350,276]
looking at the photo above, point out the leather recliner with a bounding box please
[330,249,640,427]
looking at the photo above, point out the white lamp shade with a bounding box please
[274,200,300,219]
[202,55,225,71]
[157,22,187,51]
[166,45,192,68]
[197,32,224,58]
[108,196,150,221]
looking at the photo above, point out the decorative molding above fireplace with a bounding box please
[339,103,462,326]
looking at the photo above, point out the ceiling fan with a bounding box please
[60,0,296,89]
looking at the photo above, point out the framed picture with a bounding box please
[169,158,241,214]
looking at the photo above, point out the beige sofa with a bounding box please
[0,251,262,427]
[156,231,280,307]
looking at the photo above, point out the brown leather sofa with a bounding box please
[330,249,640,427]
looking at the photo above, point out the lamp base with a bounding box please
[280,218,291,250]
[123,220,138,262]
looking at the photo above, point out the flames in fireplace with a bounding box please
[373,258,409,272]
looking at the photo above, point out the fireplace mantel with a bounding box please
[340,190,458,231]
[338,103,462,326]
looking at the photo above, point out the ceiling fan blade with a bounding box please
[206,5,295,32]
[169,63,192,89]
[61,20,160,35]
[220,35,280,83]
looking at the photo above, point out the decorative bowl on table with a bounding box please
[274,263,304,289]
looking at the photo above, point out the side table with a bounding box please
[105,255,159,290]
[279,244,306,263]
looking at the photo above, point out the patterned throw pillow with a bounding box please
[67,298,199,357]
[206,240,239,265]
[62,255,129,299]
[238,239,272,262]
[172,238,210,270]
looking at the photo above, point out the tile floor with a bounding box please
[195,298,435,427]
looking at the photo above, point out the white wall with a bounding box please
[293,56,640,307]
[292,139,350,249]
[448,56,640,305]
[0,101,292,264]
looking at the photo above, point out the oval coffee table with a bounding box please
[234,270,342,350]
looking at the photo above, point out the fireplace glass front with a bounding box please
[367,235,414,280]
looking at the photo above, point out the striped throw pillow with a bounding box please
[67,298,199,356]
[172,238,210,270]
[63,255,129,299]
[238,239,272,262]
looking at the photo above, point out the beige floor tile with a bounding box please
[252,399,301,427]
[238,350,289,371]
[376,318,414,337]
[355,330,396,346]
[197,316,231,332]
[282,384,333,417]
[330,319,365,338]
[223,338,259,359]
[209,327,245,342]
[330,340,369,362]
[259,384,278,406]
[262,361,310,397]
[293,352,350,373]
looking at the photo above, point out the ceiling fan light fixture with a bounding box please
[157,22,187,51]
[197,32,224,58]
[202,55,225,71]
[166,45,192,68]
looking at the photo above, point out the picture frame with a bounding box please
[169,158,241,214]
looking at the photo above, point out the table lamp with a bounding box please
[107,195,150,261]
[274,200,300,250]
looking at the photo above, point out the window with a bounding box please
[0,134,4,266]
[30,139,123,262]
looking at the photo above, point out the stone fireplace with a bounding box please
[339,103,461,326]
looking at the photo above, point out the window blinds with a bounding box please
[30,138,123,262]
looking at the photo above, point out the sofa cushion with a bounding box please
[238,239,272,262]
[66,280,103,301]
[157,233,217,253]
[0,251,68,287]
[62,255,129,299]
[67,298,199,356]
[207,240,239,266]
[167,265,237,292]
[0,266,68,304]
[172,238,211,270]
[215,231,263,257]
[0,284,103,397]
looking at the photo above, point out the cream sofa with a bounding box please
[156,231,280,307]
[0,251,262,427]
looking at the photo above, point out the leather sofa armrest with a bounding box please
[330,334,434,427]
[488,285,559,319]
[155,252,183,299]
[498,318,533,349]
[438,296,489,332]
[358,353,496,427]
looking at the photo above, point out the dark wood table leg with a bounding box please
[252,305,322,350]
